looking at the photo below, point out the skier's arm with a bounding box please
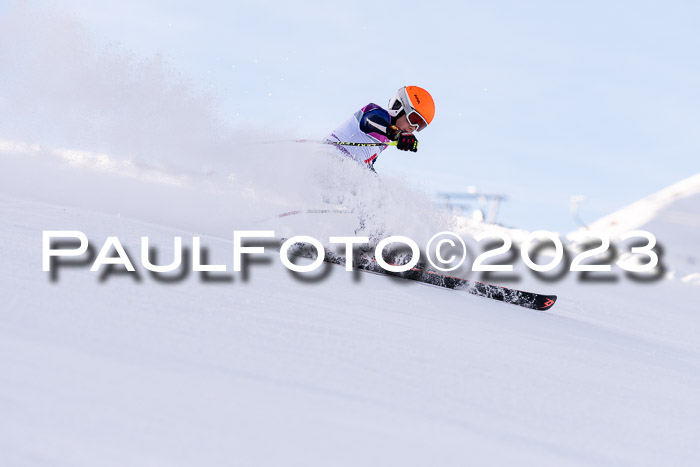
[358,106,393,137]
[359,104,418,152]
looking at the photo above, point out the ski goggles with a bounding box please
[405,108,429,132]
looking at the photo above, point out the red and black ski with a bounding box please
[287,244,557,311]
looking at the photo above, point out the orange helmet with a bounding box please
[387,86,435,131]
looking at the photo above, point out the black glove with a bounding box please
[386,125,401,141]
[396,132,418,152]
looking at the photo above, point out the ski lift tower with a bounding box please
[437,186,507,224]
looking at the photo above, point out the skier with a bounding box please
[324,86,435,171]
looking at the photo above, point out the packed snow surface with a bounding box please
[2,141,700,466]
[2,7,700,465]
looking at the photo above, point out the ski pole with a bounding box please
[258,139,397,147]
[295,139,397,147]
[327,140,397,147]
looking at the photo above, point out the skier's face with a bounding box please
[396,114,417,133]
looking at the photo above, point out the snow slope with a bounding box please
[2,165,700,466]
[569,172,700,283]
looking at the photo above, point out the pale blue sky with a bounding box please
[5,0,700,231]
